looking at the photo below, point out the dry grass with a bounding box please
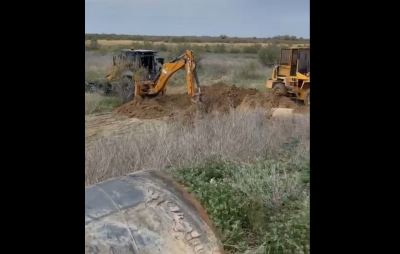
[85,51,113,81]
[199,55,270,89]
[85,110,309,186]
[85,93,122,115]
[85,110,310,253]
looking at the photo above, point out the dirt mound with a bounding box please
[114,93,192,119]
[114,83,308,120]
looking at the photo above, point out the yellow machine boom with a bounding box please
[134,50,201,102]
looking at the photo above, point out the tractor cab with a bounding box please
[274,47,310,78]
[112,49,164,79]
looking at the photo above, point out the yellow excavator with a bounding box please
[133,49,201,103]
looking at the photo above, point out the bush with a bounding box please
[167,43,193,61]
[171,36,186,43]
[87,38,100,51]
[155,43,168,52]
[170,159,310,254]
[229,47,241,54]
[240,43,262,54]
[258,45,281,65]
[214,44,227,53]
[237,61,262,80]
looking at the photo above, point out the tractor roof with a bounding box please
[290,46,310,50]
[121,49,157,53]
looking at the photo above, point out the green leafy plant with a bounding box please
[169,158,310,254]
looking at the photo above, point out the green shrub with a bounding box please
[229,47,241,54]
[155,43,168,52]
[258,45,281,65]
[213,44,227,53]
[241,44,262,54]
[171,36,186,43]
[170,159,310,254]
[87,38,100,51]
[237,61,262,80]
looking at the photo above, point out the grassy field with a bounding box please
[85,45,310,253]
[85,39,308,60]
[85,51,271,91]
[85,93,122,115]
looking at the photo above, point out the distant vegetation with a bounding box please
[85,33,309,66]
[85,33,309,44]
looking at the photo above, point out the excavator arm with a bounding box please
[134,50,201,101]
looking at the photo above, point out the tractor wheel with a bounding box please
[102,83,113,96]
[85,82,92,93]
[96,83,113,96]
[304,89,310,106]
[115,76,134,103]
[273,83,288,96]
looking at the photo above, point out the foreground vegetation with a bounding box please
[171,160,309,254]
[85,93,122,115]
[85,110,310,254]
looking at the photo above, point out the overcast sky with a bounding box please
[85,0,310,38]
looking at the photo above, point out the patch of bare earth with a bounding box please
[85,112,164,148]
[114,83,309,120]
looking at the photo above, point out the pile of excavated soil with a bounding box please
[114,83,308,120]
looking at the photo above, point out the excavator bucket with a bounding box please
[85,170,225,254]
[191,70,202,103]
[191,92,202,104]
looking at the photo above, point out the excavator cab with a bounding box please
[266,46,310,105]
[112,49,161,80]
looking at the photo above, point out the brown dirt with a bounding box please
[114,83,309,120]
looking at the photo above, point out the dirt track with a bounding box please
[114,83,309,120]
